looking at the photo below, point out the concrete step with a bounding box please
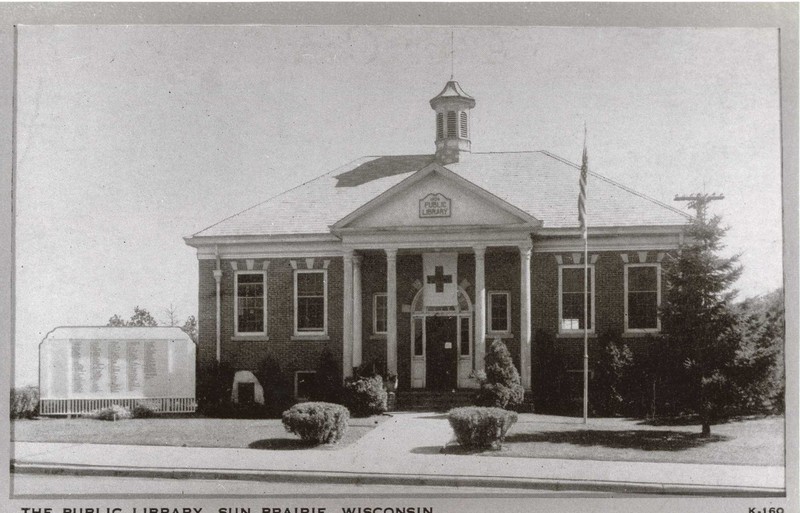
[395,390,477,411]
[394,389,536,413]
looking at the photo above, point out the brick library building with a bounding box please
[184,79,690,412]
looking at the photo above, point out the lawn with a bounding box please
[444,414,784,466]
[12,415,387,450]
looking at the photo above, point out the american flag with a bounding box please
[578,135,588,239]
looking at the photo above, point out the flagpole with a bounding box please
[583,228,589,424]
[579,125,589,425]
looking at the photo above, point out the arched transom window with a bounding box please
[411,287,472,316]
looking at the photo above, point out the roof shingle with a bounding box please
[191,151,689,238]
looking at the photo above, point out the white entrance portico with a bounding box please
[331,163,540,390]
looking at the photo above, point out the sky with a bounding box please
[14,25,783,386]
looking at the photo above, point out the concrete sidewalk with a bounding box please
[11,412,785,496]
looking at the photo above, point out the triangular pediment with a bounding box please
[332,163,541,231]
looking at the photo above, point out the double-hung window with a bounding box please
[294,269,327,335]
[373,293,387,335]
[625,264,661,332]
[235,271,267,335]
[559,265,595,333]
[487,291,511,334]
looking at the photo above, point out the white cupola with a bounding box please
[429,80,475,164]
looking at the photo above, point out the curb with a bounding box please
[11,461,785,497]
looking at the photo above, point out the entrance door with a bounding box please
[425,316,458,390]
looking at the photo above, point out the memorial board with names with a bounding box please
[40,336,194,400]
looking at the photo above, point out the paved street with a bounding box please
[12,474,610,496]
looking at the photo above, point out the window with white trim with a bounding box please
[625,264,661,332]
[235,271,266,335]
[559,265,595,333]
[487,291,511,333]
[373,293,387,335]
[294,269,327,335]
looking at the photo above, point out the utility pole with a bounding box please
[674,193,725,222]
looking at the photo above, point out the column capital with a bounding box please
[213,269,223,281]
[473,244,487,258]
[519,240,533,254]
[343,248,355,260]
[385,248,398,259]
[353,254,363,266]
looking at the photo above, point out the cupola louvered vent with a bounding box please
[447,111,457,137]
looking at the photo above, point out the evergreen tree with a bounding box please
[660,215,743,436]
[475,339,525,409]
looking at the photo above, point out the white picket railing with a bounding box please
[39,397,196,415]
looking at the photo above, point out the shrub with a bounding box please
[282,402,349,444]
[10,386,39,419]
[132,402,159,418]
[87,404,133,421]
[448,406,518,450]
[256,355,293,415]
[344,375,387,416]
[475,339,524,409]
[593,332,635,416]
[532,330,572,414]
[196,361,235,416]
[354,359,386,379]
[314,350,343,403]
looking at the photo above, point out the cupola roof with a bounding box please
[429,80,475,108]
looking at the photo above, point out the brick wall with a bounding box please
[198,248,665,398]
[531,250,663,366]
[531,250,667,413]
[198,257,344,393]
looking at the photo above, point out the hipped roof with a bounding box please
[191,151,690,239]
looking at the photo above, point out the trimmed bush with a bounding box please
[475,339,525,409]
[448,406,518,450]
[10,386,39,419]
[344,375,388,417]
[87,404,134,421]
[282,402,350,444]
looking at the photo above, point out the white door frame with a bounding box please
[409,287,475,389]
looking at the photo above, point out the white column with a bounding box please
[343,250,354,379]
[473,245,487,372]
[520,241,533,390]
[352,255,363,369]
[213,269,223,362]
[386,248,398,375]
